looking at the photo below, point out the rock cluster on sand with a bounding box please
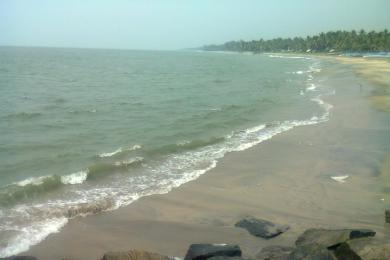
[255,228,389,260]
[235,217,289,239]
[184,244,242,260]
[4,226,390,259]
[98,245,243,260]
[98,231,390,260]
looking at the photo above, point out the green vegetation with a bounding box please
[203,30,390,53]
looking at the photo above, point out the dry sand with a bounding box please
[332,56,390,112]
[25,58,390,260]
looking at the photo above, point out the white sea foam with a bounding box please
[245,124,266,133]
[268,54,312,60]
[99,145,142,158]
[177,140,191,146]
[130,144,142,150]
[15,176,51,186]
[99,147,123,157]
[0,217,68,257]
[306,83,317,91]
[61,171,88,185]
[331,175,349,183]
[114,157,144,166]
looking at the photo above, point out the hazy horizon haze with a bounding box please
[1,0,390,50]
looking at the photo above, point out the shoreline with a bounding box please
[23,56,390,259]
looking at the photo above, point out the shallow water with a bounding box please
[0,47,330,256]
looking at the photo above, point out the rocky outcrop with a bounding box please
[235,217,289,239]
[101,249,171,260]
[184,244,242,260]
[256,228,384,259]
[256,228,384,260]
[287,243,336,260]
[334,237,390,259]
[295,228,376,248]
[256,245,294,260]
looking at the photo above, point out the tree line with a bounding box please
[202,30,390,53]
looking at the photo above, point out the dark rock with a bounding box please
[101,249,170,260]
[349,229,376,240]
[287,243,336,260]
[386,210,390,223]
[0,257,37,260]
[334,237,390,260]
[385,210,390,224]
[235,217,289,239]
[207,257,243,260]
[184,244,242,260]
[256,245,294,259]
[295,228,376,248]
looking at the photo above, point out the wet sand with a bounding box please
[26,59,390,259]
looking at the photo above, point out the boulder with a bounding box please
[101,249,171,260]
[235,217,289,239]
[334,237,390,259]
[184,244,242,260]
[256,245,294,259]
[287,243,336,260]
[295,228,375,248]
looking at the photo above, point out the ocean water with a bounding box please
[0,47,332,256]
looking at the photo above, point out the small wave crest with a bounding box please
[87,157,144,180]
[0,176,63,207]
[98,148,122,158]
[0,156,144,206]
[268,54,312,60]
[98,145,142,158]
[147,137,225,156]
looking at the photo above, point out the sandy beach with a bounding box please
[24,57,390,259]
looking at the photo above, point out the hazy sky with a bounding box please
[1,0,390,50]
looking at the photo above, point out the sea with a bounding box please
[0,47,333,256]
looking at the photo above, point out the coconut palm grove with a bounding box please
[202,30,390,53]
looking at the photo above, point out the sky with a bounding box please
[1,0,390,50]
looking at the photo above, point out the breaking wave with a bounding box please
[98,145,142,158]
[0,157,144,207]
